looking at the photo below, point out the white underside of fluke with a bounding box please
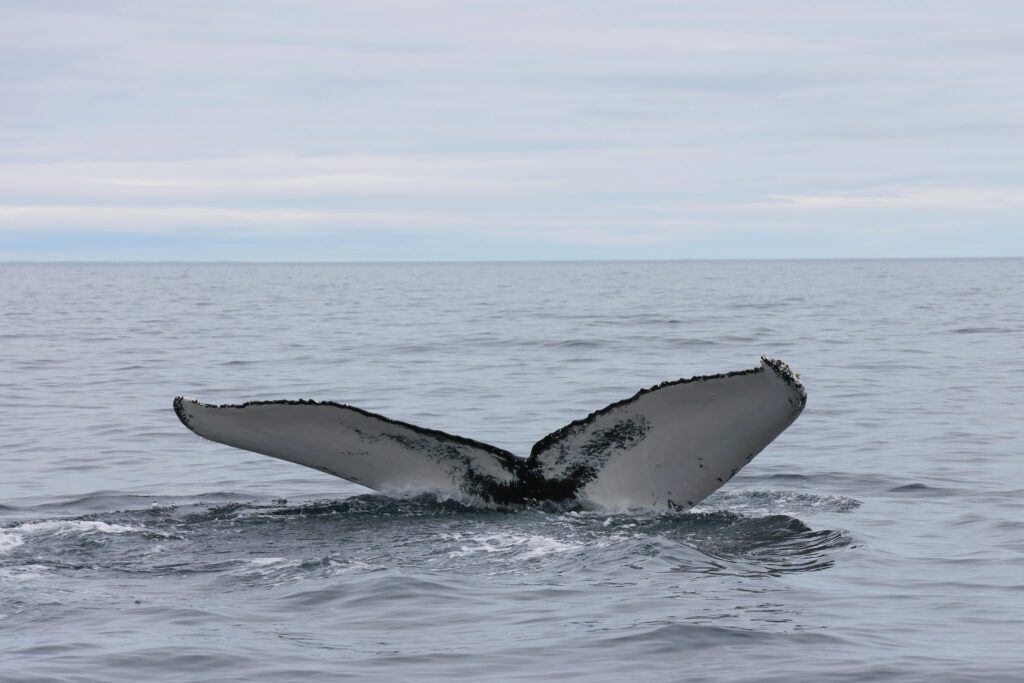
[174,357,806,511]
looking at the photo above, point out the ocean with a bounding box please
[1,260,1021,682]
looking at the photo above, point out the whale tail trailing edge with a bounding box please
[174,357,806,511]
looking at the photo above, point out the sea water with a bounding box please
[1,260,1022,682]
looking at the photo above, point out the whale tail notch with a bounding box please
[174,357,805,511]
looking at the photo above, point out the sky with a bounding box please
[1,0,1022,260]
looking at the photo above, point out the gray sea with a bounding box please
[1,260,1022,682]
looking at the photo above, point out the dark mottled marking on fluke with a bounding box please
[580,416,651,461]
[174,396,523,468]
[172,396,192,425]
[761,356,807,409]
[535,415,651,491]
[175,395,539,504]
[529,365,764,460]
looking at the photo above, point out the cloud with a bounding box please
[0,205,455,233]
[1,1,1022,258]
[770,187,1024,211]
[0,201,718,248]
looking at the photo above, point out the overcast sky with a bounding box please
[1,1,1022,260]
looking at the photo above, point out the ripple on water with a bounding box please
[3,259,1023,681]
[0,490,853,592]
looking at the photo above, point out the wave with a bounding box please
[598,621,842,650]
[0,489,853,583]
[951,326,1017,334]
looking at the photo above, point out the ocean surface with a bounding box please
[1,259,1022,682]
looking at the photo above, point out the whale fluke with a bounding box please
[174,357,806,511]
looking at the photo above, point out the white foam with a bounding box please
[229,556,377,584]
[14,520,145,537]
[448,532,581,560]
[0,530,25,554]
[519,535,581,560]
[704,489,861,516]
[227,556,303,581]
[0,564,50,582]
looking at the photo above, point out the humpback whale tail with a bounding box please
[174,357,805,511]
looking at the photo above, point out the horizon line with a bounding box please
[2,255,1022,265]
